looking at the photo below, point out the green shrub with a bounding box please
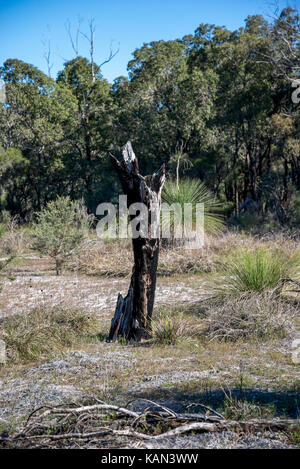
[32,196,93,275]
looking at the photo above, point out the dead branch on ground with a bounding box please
[0,398,298,448]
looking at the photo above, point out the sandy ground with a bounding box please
[0,257,208,318]
[0,349,297,449]
[0,256,299,449]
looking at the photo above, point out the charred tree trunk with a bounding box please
[107,142,165,342]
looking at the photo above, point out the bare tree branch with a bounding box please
[99,40,120,70]
[80,19,96,82]
[65,17,83,57]
[41,26,53,78]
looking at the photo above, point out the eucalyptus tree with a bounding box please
[57,57,115,210]
[0,59,77,218]
[113,40,217,174]
[186,16,289,217]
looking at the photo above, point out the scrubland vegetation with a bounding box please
[0,220,299,448]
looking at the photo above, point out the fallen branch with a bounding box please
[39,403,139,419]
[125,398,178,418]
[1,399,299,448]
[3,418,299,444]
[3,422,217,442]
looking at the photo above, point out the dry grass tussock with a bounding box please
[0,304,97,362]
[0,222,30,258]
[68,230,299,278]
[151,308,204,345]
[68,239,133,277]
[203,293,297,342]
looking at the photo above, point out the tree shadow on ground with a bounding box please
[128,386,300,419]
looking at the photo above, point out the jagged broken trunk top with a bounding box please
[108,142,165,342]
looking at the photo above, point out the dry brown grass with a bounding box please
[68,239,133,277]
[205,230,299,254]
[0,226,30,257]
[67,231,299,279]
[67,235,221,278]
[203,293,298,342]
[158,247,215,275]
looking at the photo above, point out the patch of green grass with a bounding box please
[288,425,300,446]
[151,315,182,345]
[0,305,97,363]
[151,308,203,345]
[216,247,289,294]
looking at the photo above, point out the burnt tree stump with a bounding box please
[108,142,165,342]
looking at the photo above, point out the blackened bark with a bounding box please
[107,142,165,342]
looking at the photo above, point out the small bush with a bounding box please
[32,196,93,275]
[203,293,296,342]
[214,247,290,294]
[152,310,201,345]
[0,305,95,362]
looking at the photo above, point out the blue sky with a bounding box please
[0,0,299,82]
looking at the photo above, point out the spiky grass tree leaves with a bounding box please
[162,178,224,237]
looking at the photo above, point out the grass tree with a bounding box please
[162,178,224,241]
[32,196,93,275]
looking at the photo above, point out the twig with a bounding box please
[125,398,177,418]
[186,403,226,420]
